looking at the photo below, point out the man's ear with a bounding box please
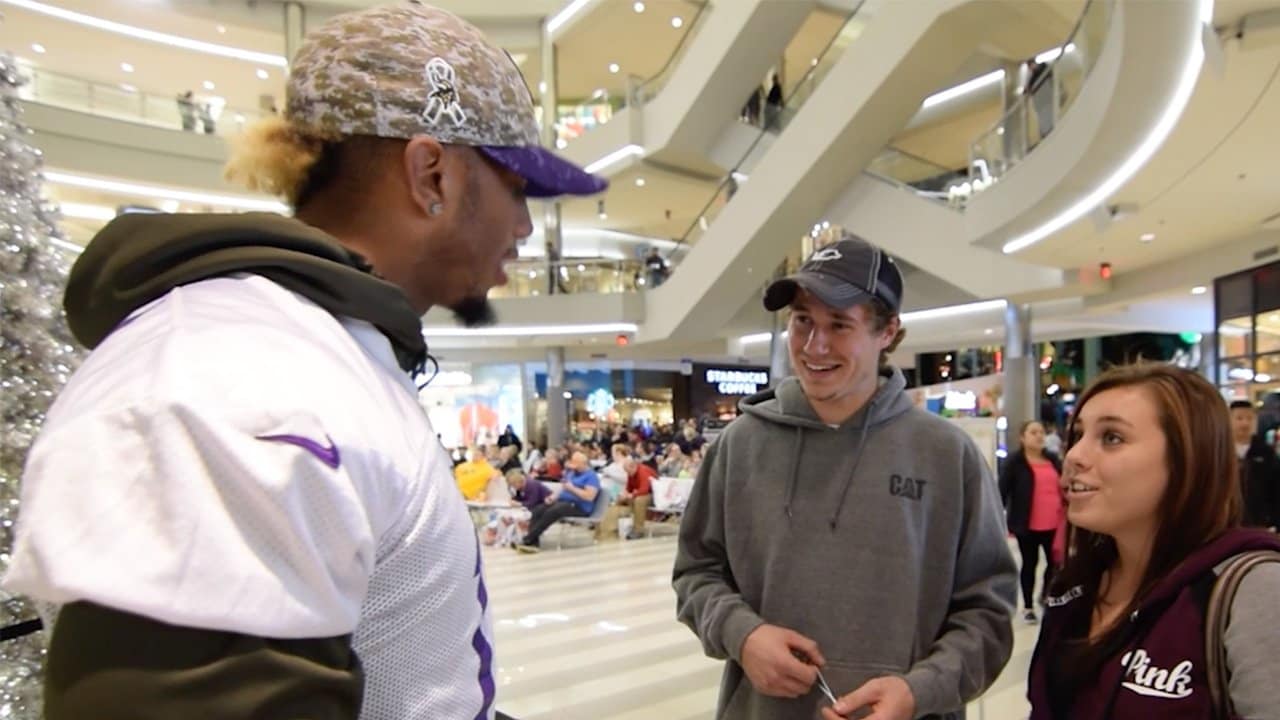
[402,136,448,217]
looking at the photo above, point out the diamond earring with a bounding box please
[429,202,444,216]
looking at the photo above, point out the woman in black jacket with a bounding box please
[999,420,1064,624]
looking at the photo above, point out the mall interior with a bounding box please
[3,0,1280,717]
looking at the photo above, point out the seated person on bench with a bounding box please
[619,457,656,539]
[517,451,599,553]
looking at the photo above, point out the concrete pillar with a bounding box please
[539,20,565,294]
[546,347,568,449]
[1003,303,1036,452]
[1083,336,1102,385]
[283,2,306,65]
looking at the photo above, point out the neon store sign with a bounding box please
[705,369,769,395]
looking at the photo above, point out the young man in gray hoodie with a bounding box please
[673,234,1016,720]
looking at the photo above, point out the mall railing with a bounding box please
[667,0,868,256]
[15,64,268,139]
[490,257,658,298]
[967,0,1112,192]
[551,1,710,146]
[865,145,968,207]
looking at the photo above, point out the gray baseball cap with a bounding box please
[764,233,904,313]
[286,2,607,198]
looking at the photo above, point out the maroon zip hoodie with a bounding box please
[1027,528,1280,719]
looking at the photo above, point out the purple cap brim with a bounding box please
[478,145,608,198]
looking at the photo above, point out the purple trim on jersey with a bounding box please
[471,538,495,719]
[256,433,341,469]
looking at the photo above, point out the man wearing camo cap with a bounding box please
[4,3,604,719]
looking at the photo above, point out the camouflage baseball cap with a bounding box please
[286,2,607,198]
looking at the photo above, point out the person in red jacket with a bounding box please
[1027,364,1280,718]
[619,457,655,539]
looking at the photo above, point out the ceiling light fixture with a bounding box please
[31,43,45,54]
[425,322,640,338]
[901,299,1008,323]
[633,1,645,12]
[256,68,269,80]
[43,170,289,213]
[1191,286,1208,295]
[547,0,592,34]
[216,24,226,34]
[1139,232,1156,242]
[119,83,137,93]
[922,70,1002,109]
[50,237,85,254]
[555,138,568,149]
[120,62,134,73]
[583,144,644,174]
[634,177,645,187]
[202,80,215,90]
[1002,1,1213,254]
[608,62,620,74]
[597,199,607,220]
[671,16,684,28]
[0,0,288,67]
[57,201,115,221]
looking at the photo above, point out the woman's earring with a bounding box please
[429,202,444,216]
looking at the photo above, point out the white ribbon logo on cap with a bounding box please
[810,247,842,263]
[423,57,467,127]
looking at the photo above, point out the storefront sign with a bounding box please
[704,368,769,395]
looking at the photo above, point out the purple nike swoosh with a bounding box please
[256,433,341,469]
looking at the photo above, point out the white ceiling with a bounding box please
[13,0,1277,359]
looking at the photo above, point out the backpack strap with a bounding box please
[1205,549,1280,720]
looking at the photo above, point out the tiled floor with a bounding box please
[486,528,1042,720]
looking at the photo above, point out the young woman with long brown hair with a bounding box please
[1027,365,1280,718]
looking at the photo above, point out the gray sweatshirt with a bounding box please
[673,369,1017,719]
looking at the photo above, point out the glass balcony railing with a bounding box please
[15,63,268,138]
[551,1,710,148]
[668,0,868,256]
[490,258,660,299]
[968,0,1113,191]
[865,146,968,207]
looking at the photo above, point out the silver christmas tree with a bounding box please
[0,52,82,719]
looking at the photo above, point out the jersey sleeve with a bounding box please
[4,399,378,639]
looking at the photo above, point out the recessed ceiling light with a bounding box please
[984,328,994,335]
[120,62,134,73]
[635,177,646,187]
[256,68,269,80]
[592,87,606,99]
[1140,232,1156,242]
[202,80,215,90]
[671,16,684,28]
[608,62,620,74]
[119,83,137,93]
[31,43,46,54]
[216,24,227,34]
[555,138,568,150]
[633,1,645,12]
[1191,286,1208,295]
[811,57,818,67]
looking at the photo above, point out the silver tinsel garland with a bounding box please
[0,52,82,719]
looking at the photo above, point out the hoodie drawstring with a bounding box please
[829,397,879,531]
[784,426,804,519]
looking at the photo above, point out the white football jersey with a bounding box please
[4,274,495,719]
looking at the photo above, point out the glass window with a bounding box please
[1218,317,1252,361]
[1220,384,1250,402]
[1220,357,1255,385]
[1255,264,1280,314]
[1256,311,1280,355]
[1255,354,1280,386]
